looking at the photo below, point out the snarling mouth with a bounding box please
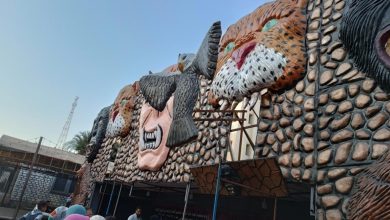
[211,44,287,102]
[139,125,163,151]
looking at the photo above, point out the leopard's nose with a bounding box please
[231,41,257,70]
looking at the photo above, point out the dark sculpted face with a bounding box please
[209,0,308,104]
[340,0,390,92]
[86,106,110,163]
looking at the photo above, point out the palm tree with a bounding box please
[64,131,91,155]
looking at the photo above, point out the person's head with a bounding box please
[135,207,142,217]
[37,200,48,212]
[64,214,89,220]
[66,205,86,216]
[49,206,68,220]
[105,216,116,220]
[86,208,93,217]
[90,215,105,220]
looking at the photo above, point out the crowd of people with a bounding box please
[18,200,143,220]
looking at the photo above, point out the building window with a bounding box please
[51,173,75,195]
[245,144,252,156]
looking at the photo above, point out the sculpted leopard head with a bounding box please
[209,0,308,104]
[106,83,139,138]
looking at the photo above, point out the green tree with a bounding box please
[65,131,91,155]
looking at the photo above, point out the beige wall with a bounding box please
[227,100,261,161]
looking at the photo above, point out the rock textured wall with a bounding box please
[11,169,66,207]
[87,0,390,219]
[256,0,390,219]
[90,77,231,183]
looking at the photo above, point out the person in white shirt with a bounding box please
[127,207,142,220]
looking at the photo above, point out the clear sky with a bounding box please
[0,0,266,147]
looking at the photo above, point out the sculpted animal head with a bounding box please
[86,106,110,163]
[106,83,139,138]
[137,21,221,171]
[340,0,390,92]
[209,0,308,105]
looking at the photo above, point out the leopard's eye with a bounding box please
[120,99,127,107]
[262,19,279,32]
[224,42,236,54]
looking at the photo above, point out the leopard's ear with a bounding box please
[280,0,308,9]
[292,0,309,9]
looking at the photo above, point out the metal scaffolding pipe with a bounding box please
[105,181,116,216]
[113,184,123,216]
[98,182,108,214]
[182,183,191,220]
[212,163,222,220]
[273,198,278,220]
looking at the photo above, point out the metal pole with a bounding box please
[129,183,134,197]
[113,184,122,216]
[182,183,191,220]
[98,182,108,214]
[273,198,277,220]
[13,137,43,219]
[238,111,245,160]
[212,163,222,220]
[105,181,116,216]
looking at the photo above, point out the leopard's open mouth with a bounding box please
[210,43,287,110]
[139,125,163,151]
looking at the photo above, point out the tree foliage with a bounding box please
[64,131,91,155]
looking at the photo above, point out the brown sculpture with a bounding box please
[347,152,390,220]
[209,0,308,105]
[106,83,139,138]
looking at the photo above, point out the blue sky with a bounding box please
[0,0,265,147]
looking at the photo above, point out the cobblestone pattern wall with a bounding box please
[256,0,390,219]
[10,169,66,207]
[91,77,232,183]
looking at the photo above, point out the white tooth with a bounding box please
[151,132,155,139]
[218,99,224,106]
[139,130,145,150]
[220,100,229,110]
[155,126,162,148]
[242,97,249,109]
[249,92,259,110]
[151,142,155,149]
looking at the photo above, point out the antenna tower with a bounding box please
[56,96,79,149]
